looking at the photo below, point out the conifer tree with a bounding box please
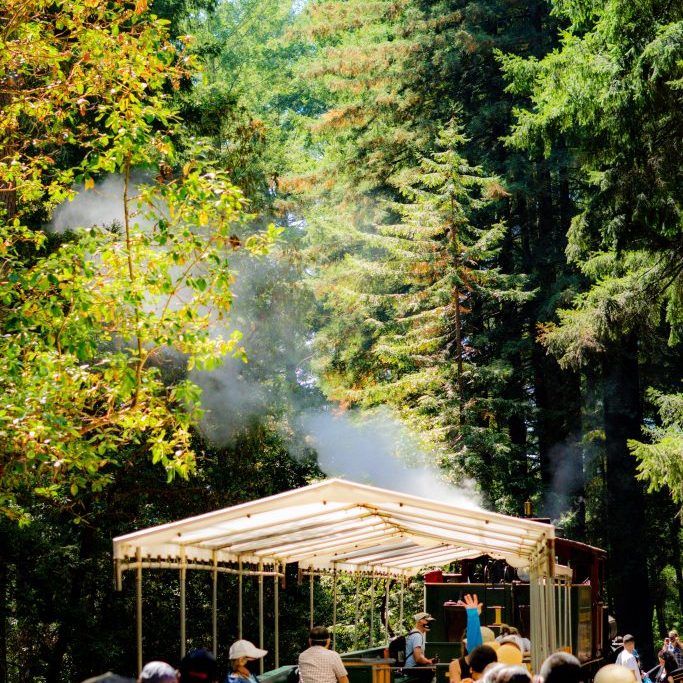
[292,0,582,512]
[502,0,683,654]
[311,121,532,505]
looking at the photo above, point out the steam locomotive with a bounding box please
[420,537,611,678]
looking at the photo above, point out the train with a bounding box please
[419,538,610,676]
[113,478,613,683]
[321,537,612,683]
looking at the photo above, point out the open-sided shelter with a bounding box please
[113,478,571,673]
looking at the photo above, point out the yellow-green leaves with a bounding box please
[0,0,278,522]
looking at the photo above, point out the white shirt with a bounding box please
[616,649,640,681]
[298,645,348,683]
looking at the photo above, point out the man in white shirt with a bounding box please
[298,626,349,683]
[616,634,640,683]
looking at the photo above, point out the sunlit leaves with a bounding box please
[0,0,279,521]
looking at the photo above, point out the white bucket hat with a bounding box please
[229,640,268,660]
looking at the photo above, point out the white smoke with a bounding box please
[49,175,482,509]
[300,407,481,508]
[543,435,585,523]
[49,174,153,233]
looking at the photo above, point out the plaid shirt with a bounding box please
[298,645,348,683]
[667,644,683,669]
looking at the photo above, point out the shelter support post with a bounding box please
[370,575,375,647]
[180,548,187,659]
[136,547,143,676]
[384,578,390,642]
[529,538,557,672]
[238,560,243,639]
[332,567,338,650]
[274,563,280,668]
[212,553,218,657]
[567,579,573,653]
[399,578,404,628]
[115,558,122,592]
[353,574,361,650]
[309,569,314,630]
[259,561,264,675]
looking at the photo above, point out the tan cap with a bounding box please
[414,612,435,622]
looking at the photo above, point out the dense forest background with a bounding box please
[0,0,681,680]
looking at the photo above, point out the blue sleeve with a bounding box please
[466,607,483,652]
[406,631,422,664]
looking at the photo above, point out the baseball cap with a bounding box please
[623,634,635,643]
[179,648,218,681]
[139,661,178,683]
[414,612,435,622]
[229,640,268,660]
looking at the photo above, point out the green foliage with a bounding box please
[632,390,683,505]
[0,0,280,522]
[309,120,531,504]
[539,251,676,367]
[503,0,683,647]
[502,0,683,329]
[1,428,322,680]
[290,0,589,515]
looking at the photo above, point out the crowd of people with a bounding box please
[89,598,683,683]
[114,625,350,683]
[609,629,683,683]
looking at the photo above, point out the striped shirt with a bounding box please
[298,645,348,683]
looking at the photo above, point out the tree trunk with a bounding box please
[531,161,584,525]
[654,586,666,639]
[0,552,7,683]
[672,516,683,617]
[45,524,96,683]
[534,349,583,514]
[602,332,653,660]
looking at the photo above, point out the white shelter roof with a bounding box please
[113,478,555,577]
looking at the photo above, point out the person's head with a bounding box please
[309,626,331,647]
[481,627,496,644]
[668,631,678,646]
[179,648,218,683]
[659,650,678,674]
[498,637,523,653]
[495,665,532,683]
[481,663,506,683]
[622,635,635,652]
[500,625,511,637]
[228,640,267,672]
[497,644,523,666]
[138,662,178,683]
[414,612,436,632]
[539,652,582,683]
[664,638,671,648]
[470,645,499,680]
[595,665,639,683]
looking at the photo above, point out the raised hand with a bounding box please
[457,593,483,614]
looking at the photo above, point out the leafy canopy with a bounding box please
[0,0,279,523]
